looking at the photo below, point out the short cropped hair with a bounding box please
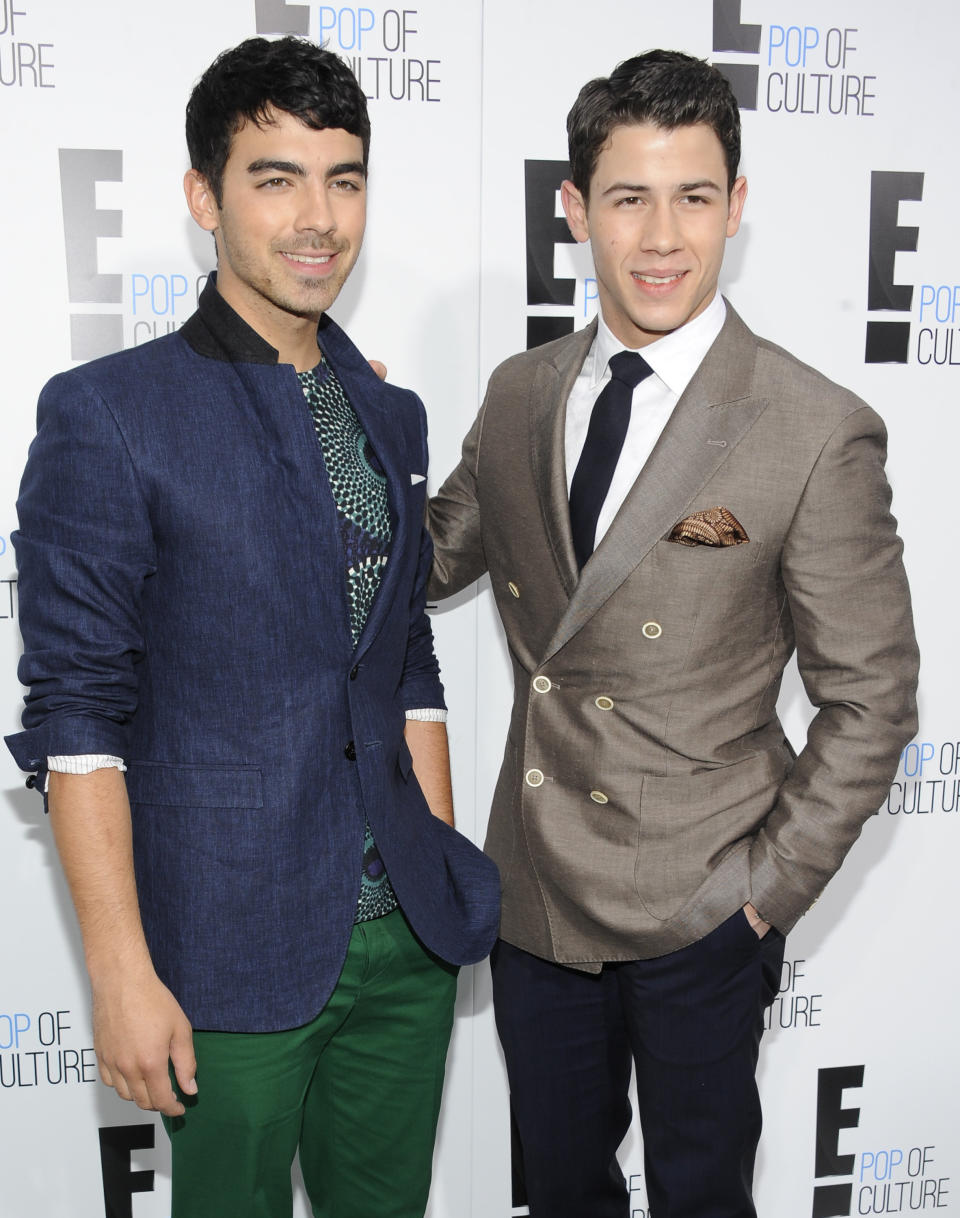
[186,36,370,204]
[567,50,741,198]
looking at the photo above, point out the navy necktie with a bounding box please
[569,350,654,569]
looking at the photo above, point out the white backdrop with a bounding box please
[1,2,956,1216]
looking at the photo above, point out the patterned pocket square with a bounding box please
[669,506,749,547]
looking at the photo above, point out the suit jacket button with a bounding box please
[642,621,662,639]
[507,581,520,598]
[344,741,357,761]
[595,695,614,710]
[525,768,544,787]
[350,665,359,681]
[532,676,551,693]
[590,790,609,805]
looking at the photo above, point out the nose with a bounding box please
[642,201,682,256]
[295,180,336,237]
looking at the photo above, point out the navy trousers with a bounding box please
[491,910,785,1218]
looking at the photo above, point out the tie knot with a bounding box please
[608,350,653,390]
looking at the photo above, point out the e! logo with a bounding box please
[99,1124,155,1218]
[712,0,761,110]
[865,171,924,364]
[58,149,124,361]
[524,160,576,350]
[255,0,309,34]
[812,1065,864,1217]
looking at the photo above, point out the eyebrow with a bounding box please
[677,179,723,193]
[601,178,723,196]
[245,158,367,180]
[247,158,306,177]
[327,160,367,180]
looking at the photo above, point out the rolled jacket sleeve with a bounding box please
[6,371,157,779]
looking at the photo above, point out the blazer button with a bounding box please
[590,790,609,805]
[642,621,662,639]
[532,676,551,694]
[344,740,357,761]
[350,665,359,681]
[507,581,520,598]
[594,695,614,710]
[525,768,544,787]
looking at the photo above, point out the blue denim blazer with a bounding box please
[6,281,499,1032]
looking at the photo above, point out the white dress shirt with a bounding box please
[565,292,727,546]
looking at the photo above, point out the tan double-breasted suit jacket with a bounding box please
[428,304,919,967]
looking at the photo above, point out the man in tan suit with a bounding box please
[428,51,919,1218]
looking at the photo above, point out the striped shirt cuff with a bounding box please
[404,708,447,723]
[47,755,127,774]
[45,755,126,795]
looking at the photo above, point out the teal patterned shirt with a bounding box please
[298,358,399,923]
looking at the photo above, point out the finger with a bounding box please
[170,1024,198,1097]
[97,1054,116,1089]
[147,1082,185,1118]
[368,359,387,381]
[109,1054,155,1108]
[109,1066,137,1104]
[110,1047,178,1114]
[141,1062,185,1117]
[129,1075,161,1112]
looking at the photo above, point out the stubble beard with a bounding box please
[264,237,354,319]
[217,217,355,322]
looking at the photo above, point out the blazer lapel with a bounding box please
[529,320,598,600]
[543,305,768,662]
[355,393,412,659]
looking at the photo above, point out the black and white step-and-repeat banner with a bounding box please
[1,1,956,1215]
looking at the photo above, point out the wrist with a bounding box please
[743,901,772,935]
[86,937,155,986]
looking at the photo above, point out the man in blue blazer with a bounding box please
[6,36,499,1218]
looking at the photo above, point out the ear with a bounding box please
[726,175,748,238]
[183,169,220,233]
[560,179,590,244]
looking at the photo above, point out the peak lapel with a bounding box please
[529,320,598,600]
[543,305,767,662]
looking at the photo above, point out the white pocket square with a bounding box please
[410,473,426,485]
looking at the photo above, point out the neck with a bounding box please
[212,277,322,372]
[275,323,323,373]
[244,306,321,372]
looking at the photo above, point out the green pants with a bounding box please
[163,910,458,1218]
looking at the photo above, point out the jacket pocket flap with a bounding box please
[126,761,264,809]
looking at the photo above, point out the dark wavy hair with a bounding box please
[567,50,741,199]
[186,36,370,204]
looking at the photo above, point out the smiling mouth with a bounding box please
[632,272,686,285]
[282,252,335,265]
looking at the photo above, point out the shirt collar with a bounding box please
[587,292,727,397]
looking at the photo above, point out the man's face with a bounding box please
[561,121,746,348]
[186,106,367,334]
